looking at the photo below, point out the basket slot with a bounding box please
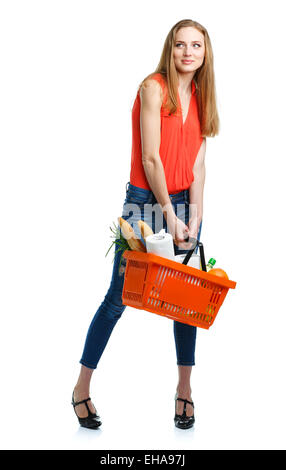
[214,290,222,304]
[150,267,162,297]
[148,266,169,301]
[204,304,216,322]
[159,268,168,288]
[154,266,162,285]
[209,286,222,304]
[212,292,219,304]
[157,266,166,286]
[124,292,143,303]
[200,279,211,289]
[209,287,216,303]
[157,268,168,292]
[152,267,168,293]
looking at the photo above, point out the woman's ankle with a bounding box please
[176,385,192,398]
[73,365,94,397]
[73,384,90,399]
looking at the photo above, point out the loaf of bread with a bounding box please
[137,220,153,242]
[118,217,146,252]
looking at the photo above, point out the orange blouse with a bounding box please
[129,72,203,194]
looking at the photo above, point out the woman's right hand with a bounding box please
[166,213,193,250]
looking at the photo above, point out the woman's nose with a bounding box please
[183,45,192,56]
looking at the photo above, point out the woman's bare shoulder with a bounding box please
[139,76,163,105]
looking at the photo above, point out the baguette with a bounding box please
[137,220,153,242]
[118,217,146,252]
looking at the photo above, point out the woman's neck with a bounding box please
[177,71,195,93]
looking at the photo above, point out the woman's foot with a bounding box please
[174,387,195,429]
[175,388,194,417]
[72,387,98,419]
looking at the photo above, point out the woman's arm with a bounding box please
[188,138,206,237]
[140,79,191,246]
[140,80,174,221]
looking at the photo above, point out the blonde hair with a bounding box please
[138,19,219,137]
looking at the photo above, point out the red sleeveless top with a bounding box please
[129,72,203,194]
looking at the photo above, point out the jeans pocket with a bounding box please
[125,187,153,204]
[124,195,149,205]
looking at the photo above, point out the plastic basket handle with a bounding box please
[182,237,207,272]
[198,242,207,272]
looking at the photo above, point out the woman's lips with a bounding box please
[182,60,194,64]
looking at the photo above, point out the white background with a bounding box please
[1,0,285,450]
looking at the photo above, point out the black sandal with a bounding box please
[174,393,195,429]
[72,392,102,429]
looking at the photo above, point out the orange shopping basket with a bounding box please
[122,240,236,330]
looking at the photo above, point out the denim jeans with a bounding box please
[80,182,202,369]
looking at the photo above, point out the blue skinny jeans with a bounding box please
[80,182,202,369]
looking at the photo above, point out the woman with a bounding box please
[72,18,219,430]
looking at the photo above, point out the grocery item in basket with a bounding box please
[208,267,229,280]
[137,220,153,242]
[146,229,175,260]
[175,253,201,269]
[206,258,216,272]
[118,217,146,252]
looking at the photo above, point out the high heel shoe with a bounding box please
[72,392,102,429]
[174,392,195,429]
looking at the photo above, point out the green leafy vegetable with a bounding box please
[105,220,130,270]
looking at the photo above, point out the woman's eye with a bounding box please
[176,43,201,48]
[176,42,201,49]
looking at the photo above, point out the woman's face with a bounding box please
[173,27,205,74]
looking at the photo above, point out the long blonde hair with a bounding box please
[138,19,219,137]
